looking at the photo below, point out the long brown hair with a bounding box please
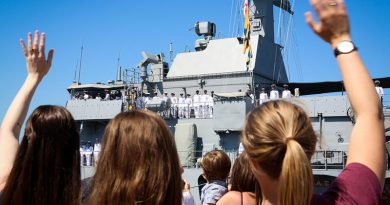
[87,110,182,205]
[0,105,80,205]
[242,100,317,205]
[230,152,257,192]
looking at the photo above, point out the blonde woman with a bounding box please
[241,0,385,204]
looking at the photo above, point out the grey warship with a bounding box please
[64,0,390,203]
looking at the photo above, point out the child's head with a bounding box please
[201,150,231,181]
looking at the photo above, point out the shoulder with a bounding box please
[202,181,229,204]
[311,163,381,205]
[242,192,257,205]
[81,177,93,203]
[216,191,241,205]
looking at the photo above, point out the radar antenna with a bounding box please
[77,44,84,84]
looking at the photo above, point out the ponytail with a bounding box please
[278,139,313,205]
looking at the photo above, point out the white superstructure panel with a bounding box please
[167,37,258,77]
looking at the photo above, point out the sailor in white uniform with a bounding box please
[184,94,193,118]
[201,90,210,118]
[193,90,201,118]
[170,93,178,118]
[294,88,300,97]
[152,91,160,100]
[259,88,268,104]
[83,90,90,100]
[95,93,102,100]
[178,93,186,118]
[103,89,111,101]
[152,91,162,115]
[375,80,384,104]
[162,92,171,118]
[208,91,214,118]
[143,93,152,109]
[282,84,292,99]
[247,90,255,104]
[270,84,279,100]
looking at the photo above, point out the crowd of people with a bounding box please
[72,89,121,101]
[0,1,386,205]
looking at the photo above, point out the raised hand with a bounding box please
[0,31,54,190]
[305,0,351,47]
[20,30,54,80]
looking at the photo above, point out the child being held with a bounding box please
[200,150,231,205]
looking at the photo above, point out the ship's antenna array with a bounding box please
[77,44,84,84]
[73,59,78,83]
[116,52,122,81]
[169,43,173,62]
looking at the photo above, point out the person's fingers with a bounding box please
[335,0,346,12]
[27,32,33,53]
[39,33,46,58]
[47,49,54,68]
[305,12,320,33]
[33,30,39,55]
[310,0,322,14]
[20,39,28,57]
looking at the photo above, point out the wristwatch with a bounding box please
[334,41,358,57]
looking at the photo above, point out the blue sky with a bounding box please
[0,0,389,122]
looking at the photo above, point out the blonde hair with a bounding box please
[201,150,231,181]
[87,110,182,205]
[242,100,316,205]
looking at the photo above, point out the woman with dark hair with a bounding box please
[0,31,80,205]
[217,152,259,205]
[241,0,385,204]
[86,110,183,205]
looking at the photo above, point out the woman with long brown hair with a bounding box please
[0,31,80,205]
[86,110,183,205]
[241,0,385,204]
[217,152,260,205]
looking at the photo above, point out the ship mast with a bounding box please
[77,44,84,84]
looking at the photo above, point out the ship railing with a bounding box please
[179,150,349,170]
[311,150,347,171]
[82,149,390,173]
[164,71,253,81]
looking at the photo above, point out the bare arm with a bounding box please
[0,31,54,190]
[306,0,385,188]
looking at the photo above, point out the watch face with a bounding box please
[338,41,354,53]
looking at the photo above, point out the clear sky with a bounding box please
[0,0,389,122]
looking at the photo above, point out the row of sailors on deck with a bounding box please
[73,89,121,101]
[259,80,384,105]
[258,84,296,104]
[139,90,214,118]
